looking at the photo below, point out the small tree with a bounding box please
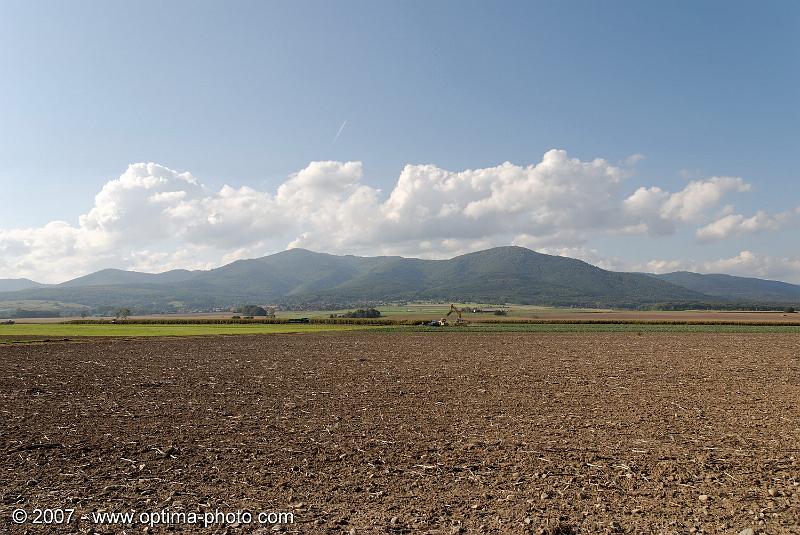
[239,305,268,317]
[115,308,131,320]
[343,308,381,318]
[785,306,797,313]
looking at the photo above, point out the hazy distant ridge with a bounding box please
[0,278,45,292]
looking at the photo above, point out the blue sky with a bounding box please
[0,1,798,282]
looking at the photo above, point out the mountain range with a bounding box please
[1,246,798,315]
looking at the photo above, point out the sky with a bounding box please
[0,0,798,283]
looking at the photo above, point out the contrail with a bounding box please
[332,120,348,144]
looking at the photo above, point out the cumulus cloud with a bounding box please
[695,207,800,242]
[623,176,751,236]
[0,150,778,283]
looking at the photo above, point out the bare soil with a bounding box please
[514,311,800,323]
[1,333,799,534]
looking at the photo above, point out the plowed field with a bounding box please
[2,333,798,533]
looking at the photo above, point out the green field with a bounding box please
[1,321,799,343]
[0,323,371,341]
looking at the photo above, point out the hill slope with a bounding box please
[178,249,391,298]
[653,271,800,303]
[60,268,198,287]
[321,247,707,307]
[0,247,719,312]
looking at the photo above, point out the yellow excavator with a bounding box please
[427,304,468,326]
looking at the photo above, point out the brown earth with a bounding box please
[509,311,800,323]
[509,311,800,324]
[1,333,799,534]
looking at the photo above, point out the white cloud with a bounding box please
[0,151,778,283]
[636,259,687,274]
[695,208,800,242]
[623,176,751,236]
[661,177,751,221]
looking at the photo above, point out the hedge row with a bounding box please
[63,317,800,326]
[64,318,422,326]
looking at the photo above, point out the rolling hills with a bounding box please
[652,271,800,303]
[59,268,198,287]
[0,247,798,315]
